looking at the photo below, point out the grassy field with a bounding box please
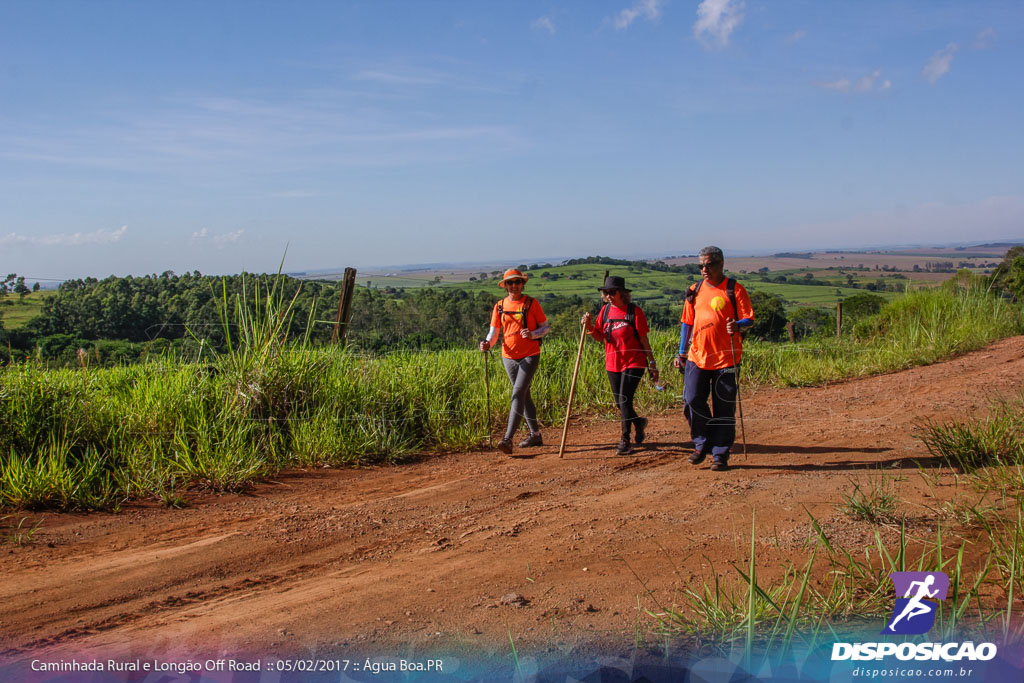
[428,261,902,311]
[1,282,1020,511]
[0,291,53,329]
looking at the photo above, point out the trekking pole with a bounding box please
[728,325,747,460]
[483,346,492,448]
[559,318,588,458]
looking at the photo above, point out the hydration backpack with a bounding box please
[497,295,542,344]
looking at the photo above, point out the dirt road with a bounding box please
[2,337,1023,664]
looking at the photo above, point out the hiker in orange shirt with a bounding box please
[671,246,754,472]
[479,269,550,455]
[581,275,660,455]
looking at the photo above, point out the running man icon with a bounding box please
[884,572,950,635]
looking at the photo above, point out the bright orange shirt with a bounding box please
[490,296,547,360]
[681,278,754,370]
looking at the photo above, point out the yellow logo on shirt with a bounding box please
[710,296,726,312]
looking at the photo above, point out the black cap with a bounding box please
[598,275,630,292]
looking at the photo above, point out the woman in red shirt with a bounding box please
[479,269,550,454]
[581,276,660,454]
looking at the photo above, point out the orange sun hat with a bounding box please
[498,268,529,289]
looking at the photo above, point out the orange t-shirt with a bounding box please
[681,278,754,370]
[490,296,547,360]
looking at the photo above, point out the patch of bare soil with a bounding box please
[2,337,1023,663]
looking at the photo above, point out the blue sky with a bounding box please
[1,1,1021,280]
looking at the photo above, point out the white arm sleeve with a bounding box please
[484,326,499,343]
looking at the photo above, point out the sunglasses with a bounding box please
[699,261,721,270]
[506,279,525,286]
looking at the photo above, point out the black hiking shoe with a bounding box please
[497,439,514,455]
[616,438,632,455]
[518,432,543,448]
[688,449,707,465]
[634,417,648,445]
[710,457,730,472]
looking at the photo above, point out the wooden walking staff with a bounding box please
[483,347,492,448]
[558,319,588,458]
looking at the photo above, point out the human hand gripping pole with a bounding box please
[558,315,588,458]
[727,318,747,460]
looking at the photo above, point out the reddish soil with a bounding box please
[2,337,1024,664]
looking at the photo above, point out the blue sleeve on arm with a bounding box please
[678,322,692,355]
[736,318,753,328]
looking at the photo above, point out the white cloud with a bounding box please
[189,227,243,248]
[694,0,744,48]
[0,225,127,247]
[784,30,806,45]
[814,69,886,94]
[922,43,958,84]
[352,69,447,86]
[853,70,882,92]
[974,27,996,49]
[611,0,665,30]
[531,16,556,35]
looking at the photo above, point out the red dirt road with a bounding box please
[2,337,1023,663]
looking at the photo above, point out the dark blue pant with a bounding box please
[683,361,737,459]
[607,367,645,439]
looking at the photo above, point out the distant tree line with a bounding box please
[12,245,1019,367]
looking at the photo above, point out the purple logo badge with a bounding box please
[883,572,949,635]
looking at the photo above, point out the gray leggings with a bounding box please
[502,355,540,440]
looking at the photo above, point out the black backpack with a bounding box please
[497,295,542,344]
[599,302,640,349]
[686,278,745,336]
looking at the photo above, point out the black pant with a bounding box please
[607,367,645,440]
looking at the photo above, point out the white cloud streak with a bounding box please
[531,16,556,35]
[974,27,996,49]
[694,0,745,48]
[0,225,127,248]
[784,30,806,45]
[922,43,958,84]
[189,227,244,248]
[611,0,664,30]
[814,70,886,94]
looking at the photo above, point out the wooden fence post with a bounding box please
[786,321,796,343]
[332,267,357,347]
[836,301,843,339]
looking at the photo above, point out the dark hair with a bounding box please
[603,288,632,304]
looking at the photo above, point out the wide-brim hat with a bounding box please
[598,275,630,292]
[498,268,529,289]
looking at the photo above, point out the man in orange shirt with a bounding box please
[671,246,754,472]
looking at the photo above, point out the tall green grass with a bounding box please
[918,396,1024,471]
[740,283,1023,387]
[0,285,1020,510]
[647,507,1024,665]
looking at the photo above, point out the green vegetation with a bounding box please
[839,476,899,524]
[646,507,1024,661]
[0,290,53,329]
[1,281,1020,512]
[919,396,1024,472]
[741,282,1023,387]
